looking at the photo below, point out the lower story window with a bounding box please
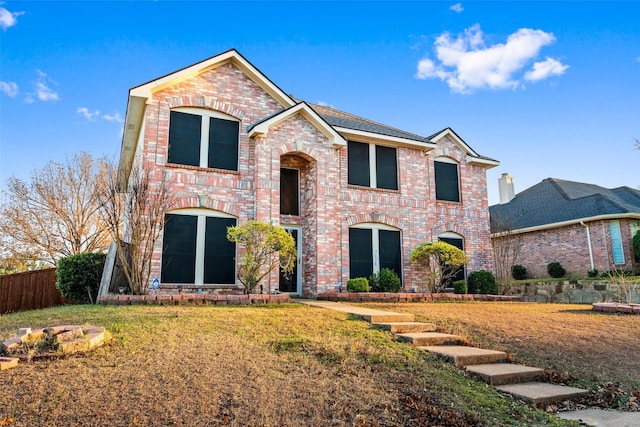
[161,210,236,284]
[438,233,466,284]
[610,220,625,265]
[349,225,402,282]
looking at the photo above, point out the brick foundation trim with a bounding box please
[317,292,522,303]
[97,293,291,306]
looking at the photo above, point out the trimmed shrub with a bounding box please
[467,270,498,294]
[547,262,566,278]
[346,277,369,292]
[452,280,467,294]
[633,230,640,263]
[511,264,527,280]
[56,252,106,304]
[368,268,402,293]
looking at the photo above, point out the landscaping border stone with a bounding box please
[592,302,640,315]
[316,292,522,303]
[97,293,291,306]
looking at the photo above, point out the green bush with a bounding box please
[467,270,498,294]
[368,268,401,293]
[511,264,527,280]
[633,230,640,263]
[587,269,599,278]
[56,252,106,304]
[346,277,369,292]
[452,280,467,294]
[546,262,566,278]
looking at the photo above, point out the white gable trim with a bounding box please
[430,128,479,157]
[130,49,295,108]
[248,103,347,148]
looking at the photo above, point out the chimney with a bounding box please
[498,173,515,204]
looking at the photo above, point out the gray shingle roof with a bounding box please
[489,178,640,232]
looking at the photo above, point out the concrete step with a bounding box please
[496,382,589,405]
[420,345,507,367]
[372,322,437,333]
[360,312,415,323]
[292,299,414,323]
[397,332,462,346]
[465,363,544,386]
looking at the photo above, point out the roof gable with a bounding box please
[248,102,347,148]
[429,127,499,168]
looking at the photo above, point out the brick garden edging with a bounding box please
[592,302,640,315]
[97,293,291,306]
[317,292,522,303]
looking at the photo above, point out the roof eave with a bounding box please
[467,156,500,169]
[334,127,437,151]
[116,95,147,190]
[491,213,640,237]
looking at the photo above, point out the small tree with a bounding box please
[410,241,469,293]
[99,164,170,295]
[226,221,296,294]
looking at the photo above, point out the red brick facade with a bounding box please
[120,51,497,296]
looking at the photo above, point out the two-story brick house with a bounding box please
[117,49,498,297]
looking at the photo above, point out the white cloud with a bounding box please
[77,107,124,123]
[316,100,334,108]
[32,70,59,101]
[0,4,24,30]
[416,24,568,93]
[0,81,18,97]
[102,112,123,123]
[77,107,100,121]
[524,57,569,81]
[449,3,463,13]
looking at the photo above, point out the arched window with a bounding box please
[161,209,237,285]
[349,223,402,283]
[438,232,465,283]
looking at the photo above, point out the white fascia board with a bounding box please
[117,95,147,190]
[431,128,479,157]
[249,104,347,147]
[491,213,640,238]
[467,155,500,169]
[334,127,436,151]
[129,50,295,108]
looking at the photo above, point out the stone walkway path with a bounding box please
[294,299,640,426]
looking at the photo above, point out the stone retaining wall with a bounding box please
[503,280,640,304]
[97,293,291,306]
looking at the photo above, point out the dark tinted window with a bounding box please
[208,117,239,171]
[435,161,460,202]
[348,141,370,187]
[349,228,373,279]
[203,217,237,284]
[280,168,299,215]
[161,214,197,283]
[168,111,201,167]
[379,230,402,282]
[438,236,465,283]
[376,145,398,190]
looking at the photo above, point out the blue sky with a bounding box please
[1,1,638,205]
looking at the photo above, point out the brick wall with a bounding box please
[493,219,639,278]
[133,61,495,296]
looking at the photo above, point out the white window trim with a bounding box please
[171,107,240,170]
[349,141,398,189]
[164,208,236,285]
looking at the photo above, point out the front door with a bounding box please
[279,227,301,293]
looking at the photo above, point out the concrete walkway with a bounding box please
[294,299,640,427]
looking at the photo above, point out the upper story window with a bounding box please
[434,158,460,202]
[167,109,239,171]
[348,141,398,190]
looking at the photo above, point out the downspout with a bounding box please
[580,221,595,271]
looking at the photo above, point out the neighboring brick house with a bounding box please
[490,175,640,278]
[117,49,498,297]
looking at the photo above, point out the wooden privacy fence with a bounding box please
[0,268,71,314]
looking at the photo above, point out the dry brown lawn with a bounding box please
[0,304,577,426]
[358,302,640,393]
